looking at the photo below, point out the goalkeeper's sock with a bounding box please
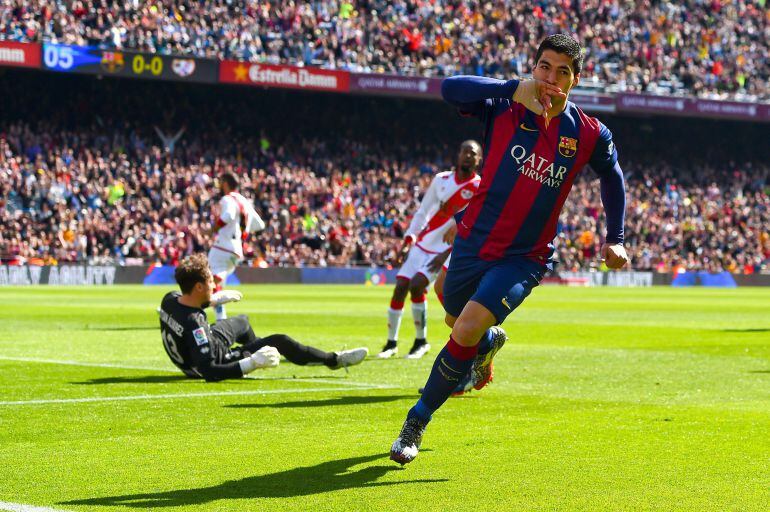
[408,336,478,423]
[387,300,404,342]
[215,304,227,321]
[411,295,427,340]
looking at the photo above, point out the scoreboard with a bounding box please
[42,44,218,84]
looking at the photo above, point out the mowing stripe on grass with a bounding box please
[0,385,396,406]
[0,502,72,512]
[0,355,388,388]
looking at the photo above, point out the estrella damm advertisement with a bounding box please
[42,44,218,84]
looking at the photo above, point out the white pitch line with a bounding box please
[0,385,396,406]
[0,502,72,512]
[0,355,389,388]
[0,355,178,373]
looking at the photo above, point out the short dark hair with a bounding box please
[535,34,584,75]
[175,254,210,294]
[221,172,238,190]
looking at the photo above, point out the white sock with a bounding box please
[412,300,427,340]
[215,304,227,321]
[387,307,403,342]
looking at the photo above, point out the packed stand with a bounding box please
[2,120,768,274]
[1,1,768,101]
[1,71,768,274]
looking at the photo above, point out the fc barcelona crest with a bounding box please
[558,136,577,158]
[101,52,125,73]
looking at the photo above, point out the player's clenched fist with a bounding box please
[512,79,567,116]
[601,243,629,269]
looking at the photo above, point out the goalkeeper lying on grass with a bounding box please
[158,254,368,382]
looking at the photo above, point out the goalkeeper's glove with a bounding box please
[210,290,243,307]
[238,346,281,374]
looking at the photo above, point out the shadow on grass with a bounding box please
[225,394,414,409]
[61,453,447,507]
[721,328,770,333]
[747,370,770,374]
[72,375,191,385]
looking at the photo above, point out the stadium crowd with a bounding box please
[1,1,768,101]
[1,120,768,274]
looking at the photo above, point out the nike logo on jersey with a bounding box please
[501,297,512,310]
[519,123,538,132]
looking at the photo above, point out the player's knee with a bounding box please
[409,284,426,299]
[444,313,456,328]
[451,316,487,347]
[269,334,298,352]
[409,276,428,297]
[393,278,410,295]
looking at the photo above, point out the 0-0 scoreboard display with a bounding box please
[42,44,218,84]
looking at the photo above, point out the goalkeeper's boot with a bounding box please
[472,326,507,390]
[378,340,398,359]
[390,416,427,465]
[405,338,430,359]
[330,348,369,370]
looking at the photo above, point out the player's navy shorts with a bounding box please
[443,253,550,324]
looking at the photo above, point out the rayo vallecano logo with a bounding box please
[172,59,196,77]
[558,136,578,158]
[461,189,474,200]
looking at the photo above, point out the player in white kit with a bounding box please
[208,172,266,321]
[379,141,482,359]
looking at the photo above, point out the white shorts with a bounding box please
[397,246,441,282]
[208,246,241,282]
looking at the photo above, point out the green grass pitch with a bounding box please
[0,284,768,511]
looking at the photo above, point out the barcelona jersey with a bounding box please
[443,76,622,262]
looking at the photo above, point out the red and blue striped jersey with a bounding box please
[443,76,622,261]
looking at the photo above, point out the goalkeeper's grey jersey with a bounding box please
[158,291,241,380]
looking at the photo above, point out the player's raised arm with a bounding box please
[442,75,566,117]
[590,123,628,269]
[441,75,519,106]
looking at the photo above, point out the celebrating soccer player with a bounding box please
[379,141,482,360]
[390,34,629,464]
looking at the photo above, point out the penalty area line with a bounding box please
[0,355,390,389]
[0,502,73,512]
[0,385,395,407]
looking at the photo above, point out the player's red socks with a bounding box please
[446,335,479,360]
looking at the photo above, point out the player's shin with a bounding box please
[408,336,478,422]
[387,299,404,342]
[411,295,427,340]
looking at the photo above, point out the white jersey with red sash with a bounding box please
[406,170,480,254]
[212,192,262,259]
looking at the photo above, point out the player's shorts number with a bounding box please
[162,330,184,365]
